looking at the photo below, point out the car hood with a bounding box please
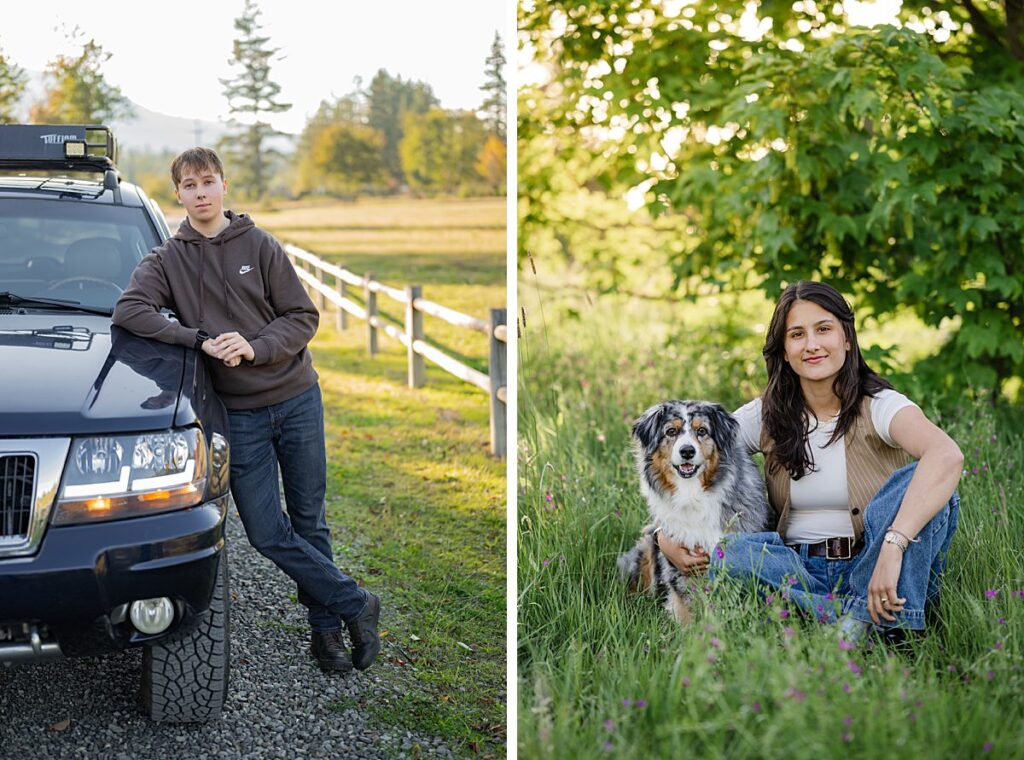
[0,314,190,435]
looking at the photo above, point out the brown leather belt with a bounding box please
[788,537,864,560]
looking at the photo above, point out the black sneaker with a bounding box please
[311,629,353,673]
[347,592,381,671]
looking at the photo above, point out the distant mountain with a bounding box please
[16,70,295,154]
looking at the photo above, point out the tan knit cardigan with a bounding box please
[760,396,910,542]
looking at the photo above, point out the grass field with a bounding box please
[257,197,506,373]
[177,197,507,756]
[518,267,1024,759]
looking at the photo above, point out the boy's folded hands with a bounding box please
[202,331,255,367]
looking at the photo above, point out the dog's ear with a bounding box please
[703,402,739,452]
[632,403,667,453]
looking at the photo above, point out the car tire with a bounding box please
[141,544,230,722]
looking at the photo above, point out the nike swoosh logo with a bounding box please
[239,265,253,275]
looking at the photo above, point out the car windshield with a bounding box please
[0,198,160,311]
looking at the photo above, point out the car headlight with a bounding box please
[53,429,208,525]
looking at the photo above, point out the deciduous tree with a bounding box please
[476,133,506,195]
[400,109,488,194]
[30,28,132,125]
[520,1,1024,401]
[0,39,27,124]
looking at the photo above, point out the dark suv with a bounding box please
[0,125,230,722]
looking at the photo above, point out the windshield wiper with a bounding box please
[0,291,114,317]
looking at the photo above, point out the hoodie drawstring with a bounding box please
[198,240,206,323]
[177,211,253,327]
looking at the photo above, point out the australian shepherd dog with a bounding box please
[617,400,771,622]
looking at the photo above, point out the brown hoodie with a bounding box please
[112,210,319,409]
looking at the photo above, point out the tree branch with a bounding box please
[959,0,1015,56]
[1006,0,1024,60]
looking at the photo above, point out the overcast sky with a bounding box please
[1,0,508,134]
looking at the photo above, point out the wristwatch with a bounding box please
[194,330,210,351]
[883,530,910,553]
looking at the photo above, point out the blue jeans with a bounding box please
[709,463,960,630]
[227,382,367,630]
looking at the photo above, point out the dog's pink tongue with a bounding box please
[680,463,695,474]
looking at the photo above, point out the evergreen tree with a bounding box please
[366,69,438,184]
[219,0,291,199]
[479,31,506,142]
[30,28,132,125]
[0,39,27,124]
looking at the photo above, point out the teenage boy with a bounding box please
[112,147,380,673]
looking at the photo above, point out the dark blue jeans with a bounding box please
[227,382,367,630]
[710,463,960,631]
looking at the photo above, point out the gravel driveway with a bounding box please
[0,506,455,759]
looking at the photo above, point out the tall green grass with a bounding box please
[518,274,1024,758]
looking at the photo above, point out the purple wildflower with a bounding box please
[714,545,725,560]
[765,594,775,604]
[848,661,862,675]
[994,641,1004,650]
[972,466,979,475]
[998,618,1006,625]
[908,711,917,722]
[786,688,807,702]
[986,671,994,681]
[842,732,852,743]
[681,677,691,688]
[542,558,551,567]
[635,699,647,709]
[825,592,835,602]
[985,589,999,600]
[604,719,615,731]
[710,637,722,649]
[621,698,632,707]
[787,576,799,586]
[843,716,854,727]
[784,626,795,639]
[779,609,790,620]
[842,682,851,693]
[751,702,761,713]
[839,639,855,651]
[1015,589,1024,600]
[984,742,993,753]
[603,741,614,752]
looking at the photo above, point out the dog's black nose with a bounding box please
[679,444,696,460]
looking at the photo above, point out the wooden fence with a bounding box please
[284,244,507,458]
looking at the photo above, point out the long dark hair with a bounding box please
[762,281,892,479]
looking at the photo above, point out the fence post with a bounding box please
[315,266,326,311]
[336,276,348,331]
[301,260,312,301]
[489,308,507,458]
[406,285,425,388]
[365,273,378,356]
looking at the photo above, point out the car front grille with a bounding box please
[1,455,35,539]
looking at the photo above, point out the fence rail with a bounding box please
[285,243,507,458]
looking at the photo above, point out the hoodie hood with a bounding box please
[173,210,256,322]
[173,209,255,244]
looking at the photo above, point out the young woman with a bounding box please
[657,281,963,638]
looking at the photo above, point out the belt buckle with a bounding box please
[827,537,852,560]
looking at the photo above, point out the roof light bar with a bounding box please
[0,125,118,174]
